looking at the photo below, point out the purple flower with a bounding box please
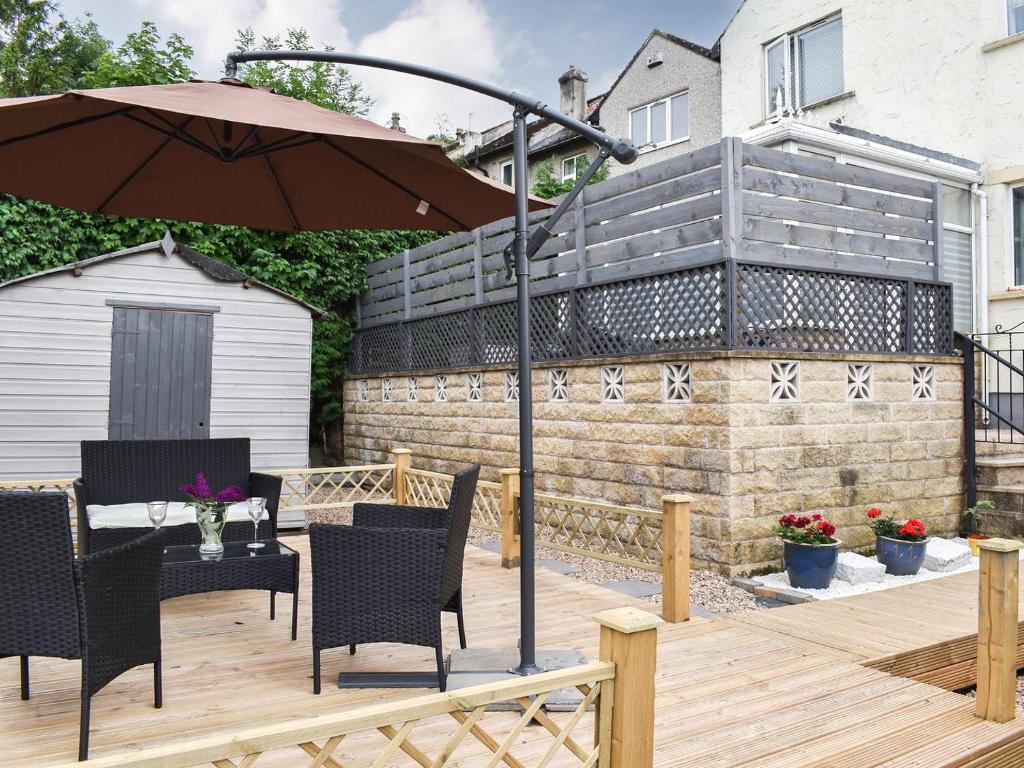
[180,471,212,500]
[215,485,245,503]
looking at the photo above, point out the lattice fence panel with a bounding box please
[409,310,473,370]
[405,470,504,531]
[533,493,664,571]
[574,266,728,357]
[269,466,394,513]
[104,664,613,768]
[480,300,518,365]
[0,478,77,531]
[355,323,406,374]
[532,292,574,361]
[735,262,908,353]
[912,282,954,355]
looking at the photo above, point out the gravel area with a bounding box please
[962,675,1024,712]
[466,528,760,615]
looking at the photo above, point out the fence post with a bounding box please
[390,448,411,505]
[661,494,692,623]
[594,607,664,768]
[931,180,944,282]
[574,188,589,286]
[499,468,521,568]
[975,538,1023,723]
[402,249,412,321]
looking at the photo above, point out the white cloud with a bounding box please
[355,0,510,137]
[124,0,353,79]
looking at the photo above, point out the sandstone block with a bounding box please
[923,538,971,572]
[836,551,886,585]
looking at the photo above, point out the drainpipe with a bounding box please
[973,182,990,424]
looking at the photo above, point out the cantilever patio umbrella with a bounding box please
[0,55,637,679]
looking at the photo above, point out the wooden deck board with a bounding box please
[5,537,1024,767]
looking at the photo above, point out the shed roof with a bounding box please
[0,232,326,317]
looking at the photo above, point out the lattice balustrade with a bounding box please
[734,262,908,354]
[531,493,664,571]
[405,468,504,531]
[75,662,614,768]
[912,282,954,355]
[269,465,395,513]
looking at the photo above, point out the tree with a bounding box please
[0,0,107,97]
[80,20,193,88]
[530,155,609,200]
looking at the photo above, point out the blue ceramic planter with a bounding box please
[875,536,928,576]
[783,540,840,590]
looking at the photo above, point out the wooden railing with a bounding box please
[69,607,665,768]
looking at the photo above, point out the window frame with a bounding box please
[627,90,690,150]
[763,14,844,118]
[561,154,585,182]
[499,160,513,187]
[1013,185,1024,287]
[1010,0,1024,36]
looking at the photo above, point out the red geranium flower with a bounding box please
[817,521,836,537]
[812,513,822,521]
[867,507,881,519]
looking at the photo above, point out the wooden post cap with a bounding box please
[977,538,1024,553]
[499,468,519,476]
[594,607,665,634]
[662,494,693,504]
[391,448,412,455]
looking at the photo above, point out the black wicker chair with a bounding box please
[309,464,480,693]
[0,491,164,761]
[74,438,282,554]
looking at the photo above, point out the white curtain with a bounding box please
[797,17,844,107]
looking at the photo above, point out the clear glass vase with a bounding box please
[195,502,227,554]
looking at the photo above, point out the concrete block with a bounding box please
[835,551,886,585]
[924,538,971,572]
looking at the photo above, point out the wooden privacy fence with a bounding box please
[352,137,954,375]
[68,607,664,768]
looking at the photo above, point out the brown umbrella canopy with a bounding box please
[0,79,549,232]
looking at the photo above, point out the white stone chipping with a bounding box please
[753,538,1024,601]
[835,551,886,585]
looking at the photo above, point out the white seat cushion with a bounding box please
[86,501,268,529]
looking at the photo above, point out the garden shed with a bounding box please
[0,234,320,499]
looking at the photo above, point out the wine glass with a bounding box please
[247,497,266,549]
[147,501,168,529]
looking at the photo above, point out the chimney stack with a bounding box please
[558,65,588,122]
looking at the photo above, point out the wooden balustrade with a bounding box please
[975,537,1023,723]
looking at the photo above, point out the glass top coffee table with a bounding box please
[160,539,299,640]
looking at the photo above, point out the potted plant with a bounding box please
[181,472,246,554]
[963,500,996,556]
[867,507,929,575]
[775,513,840,589]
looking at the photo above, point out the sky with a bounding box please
[59,0,741,137]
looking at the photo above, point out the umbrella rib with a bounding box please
[122,112,220,160]
[256,131,301,230]
[0,107,132,149]
[321,137,470,231]
[233,133,319,161]
[97,116,195,215]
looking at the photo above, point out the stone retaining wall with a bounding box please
[343,351,963,575]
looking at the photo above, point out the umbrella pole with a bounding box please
[510,109,542,676]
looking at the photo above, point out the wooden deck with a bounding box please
[4,537,1024,767]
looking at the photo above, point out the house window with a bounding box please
[1014,187,1024,286]
[628,91,689,147]
[1011,0,1024,35]
[765,15,844,116]
[561,154,585,182]
[500,161,513,187]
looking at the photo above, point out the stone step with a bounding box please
[976,454,1024,486]
[975,483,1024,537]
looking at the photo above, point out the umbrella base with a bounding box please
[337,671,444,689]
[445,648,588,711]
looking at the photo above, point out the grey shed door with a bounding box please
[109,307,213,440]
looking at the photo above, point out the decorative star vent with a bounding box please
[358,380,369,402]
[912,365,935,401]
[505,372,520,402]
[770,361,799,402]
[407,377,418,402]
[602,366,625,403]
[549,369,569,402]
[468,373,483,402]
[381,378,393,403]
[663,363,692,403]
[435,375,448,402]
[846,363,874,402]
